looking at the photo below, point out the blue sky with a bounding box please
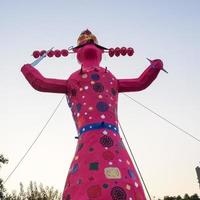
[0,0,200,198]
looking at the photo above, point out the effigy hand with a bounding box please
[147,58,167,73]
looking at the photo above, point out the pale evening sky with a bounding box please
[0,0,200,198]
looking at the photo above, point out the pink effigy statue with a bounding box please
[21,30,163,200]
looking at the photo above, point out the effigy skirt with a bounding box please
[63,129,146,200]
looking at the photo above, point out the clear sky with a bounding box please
[0,0,200,198]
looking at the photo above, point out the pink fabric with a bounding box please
[118,65,160,92]
[21,64,68,93]
[21,43,162,200]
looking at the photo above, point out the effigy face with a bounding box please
[66,67,119,135]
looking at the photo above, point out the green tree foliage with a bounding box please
[1,154,61,199]
[164,194,200,200]
[0,154,8,199]
[4,181,61,200]
[0,155,8,167]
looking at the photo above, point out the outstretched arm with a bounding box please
[21,64,68,93]
[117,59,163,92]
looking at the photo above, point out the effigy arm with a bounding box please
[117,59,163,92]
[21,64,68,94]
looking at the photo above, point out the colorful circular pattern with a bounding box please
[102,150,115,160]
[87,185,102,198]
[103,183,109,189]
[93,82,104,92]
[100,135,114,147]
[91,73,100,81]
[71,163,79,174]
[128,169,135,179]
[62,68,145,199]
[111,186,127,200]
[96,101,109,112]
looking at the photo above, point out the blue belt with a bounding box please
[79,122,119,135]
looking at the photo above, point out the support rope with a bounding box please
[3,95,65,184]
[118,121,152,200]
[122,93,200,144]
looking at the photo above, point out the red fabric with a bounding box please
[21,64,68,93]
[62,67,147,200]
[21,44,163,200]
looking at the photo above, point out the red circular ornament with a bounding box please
[87,185,102,198]
[47,50,54,57]
[54,50,61,57]
[127,47,134,56]
[114,47,120,57]
[40,50,46,56]
[33,51,40,58]
[120,47,127,56]
[108,48,115,57]
[102,151,114,160]
[61,49,69,57]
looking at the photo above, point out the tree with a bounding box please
[0,154,61,199]
[163,194,200,200]
[164,196,177,200]
[184,194,190,200]
[0,154,8,199]
[5,181,61,200]
[190,194,200,200]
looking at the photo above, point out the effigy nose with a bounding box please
[82,45,101,60]
[83,47,98,59]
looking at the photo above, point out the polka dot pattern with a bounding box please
[96,101,109,112]
[87,185,102,198]
[100,135,114,147]
[103,151,115,160]
[82,74,88,79]
[63,67,146,199]
[93,82,104,92]
[71,163,79,174]
[111,186,127,200]
[91,73,100,81]
[103,183,109,189]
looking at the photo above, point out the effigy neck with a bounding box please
[81,62,101,72]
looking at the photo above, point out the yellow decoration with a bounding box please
[104,167,121,179]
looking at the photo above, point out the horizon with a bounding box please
[1,0,200,198]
